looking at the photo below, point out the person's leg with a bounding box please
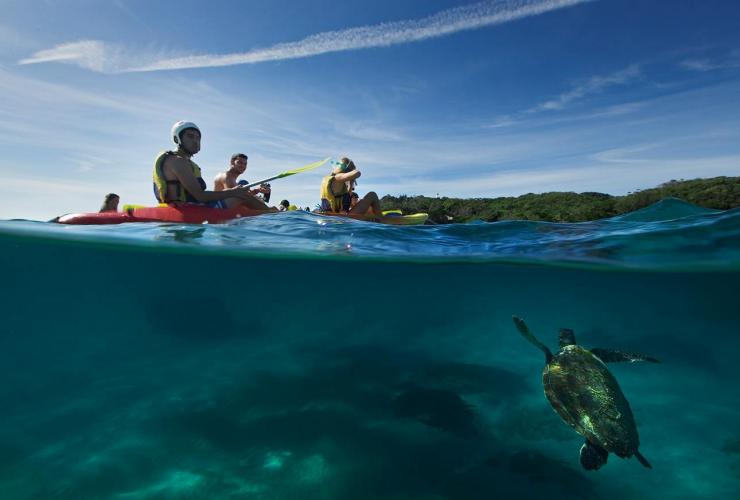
[241,194,272,210]
[349,191,381,216]
[223,195,273,210]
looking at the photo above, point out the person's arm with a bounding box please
[213,172,226,191]
[333,170,360,183]
[330,170,360,194]
[168,157,252,202]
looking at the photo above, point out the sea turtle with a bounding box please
[513,316,659,470]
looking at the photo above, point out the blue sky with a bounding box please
[1,0,739,220]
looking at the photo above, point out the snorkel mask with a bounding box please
[337,157,355,173]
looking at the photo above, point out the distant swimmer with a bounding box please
[99,193,120,213]
[213,152,272,202]
[153,121,273,210]
[513,316,658,471]
[319,157,381,217]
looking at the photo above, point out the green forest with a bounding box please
[380,176,740,224]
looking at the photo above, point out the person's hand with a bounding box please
[232,185,255,200]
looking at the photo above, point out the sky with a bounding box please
[1,0,739,220]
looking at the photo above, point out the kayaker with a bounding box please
[320,157,381,216]
[153,121,271,210]
[213,153,272,201]
[99,193,119,213]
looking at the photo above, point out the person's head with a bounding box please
[100,193,120,212]
[230,153,248,174]
[334,157,356,174]
[279,199,290,211]
[350,192,360,207]
[171,121,201,156]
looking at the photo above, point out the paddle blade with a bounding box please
[276,157,331,179]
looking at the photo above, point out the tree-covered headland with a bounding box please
[380,176,740,224]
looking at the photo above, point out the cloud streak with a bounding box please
[19,0,593,73]
[680,56,740,73]
[529,64,641,112]
[480,65,643,130]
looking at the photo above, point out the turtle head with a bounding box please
[579,441,608,471]
[558,328,576,348]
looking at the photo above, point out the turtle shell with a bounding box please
[543,345,640,458]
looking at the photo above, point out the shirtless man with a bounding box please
[153,121,271,210]
[213,153,271,201]
[319,157,381,216]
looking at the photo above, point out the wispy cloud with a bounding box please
[680,54,740,72]
[480,65,643,130]
[374,153,740,199]
[589,143,659,164]
[528,64,641,112]
[18,40,127,73]
[19,0,593,73]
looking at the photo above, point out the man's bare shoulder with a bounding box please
[163,154,190,172]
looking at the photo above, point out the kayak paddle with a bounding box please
[244,157,331,188]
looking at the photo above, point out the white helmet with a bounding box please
[171,121,200,145]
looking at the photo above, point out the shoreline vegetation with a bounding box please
[380,176,740,224]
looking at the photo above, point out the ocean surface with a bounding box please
[0,198,738,499]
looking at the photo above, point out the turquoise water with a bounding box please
[0,198,738,499]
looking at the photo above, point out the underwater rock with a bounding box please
[392,386,478,436]
[721,438,740,454]
[415,361,526,399]
[144,296,259,340]
[0,440,24,478]
[497,404,577,443]
[229,347,409,418]
[506,450,581,482]
[487,449,597,499]
[152,408,248,453]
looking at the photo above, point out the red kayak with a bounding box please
[56,205,270,225]
[55,205,428,225]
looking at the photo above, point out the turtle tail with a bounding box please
[634,450,652,469]
[513,316,553,362]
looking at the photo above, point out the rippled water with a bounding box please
[0,198,738,499]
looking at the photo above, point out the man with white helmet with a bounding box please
[153,121,271,209]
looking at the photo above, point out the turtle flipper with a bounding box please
[591,348,660,364]
[513,316,553,362]
[579,439,608,470]
[634,450,652,469]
